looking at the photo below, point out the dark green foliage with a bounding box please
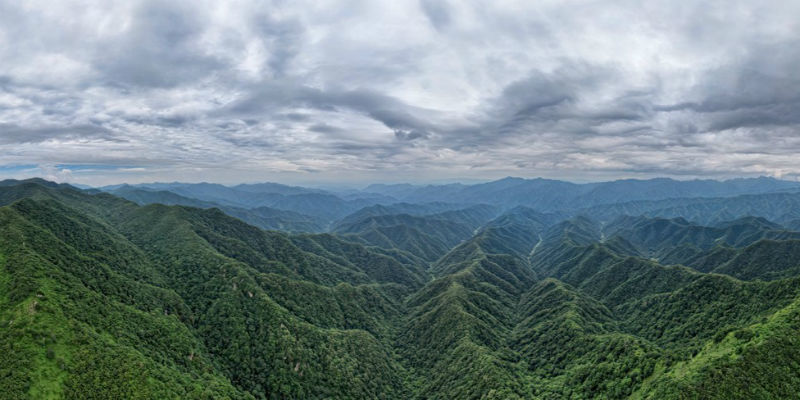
[0,183,410,399]
[616,275,800,354]
[0,203,250,399]
[335,213,475,261]
[709,239,800,280]
[637,296,800,399]
[603,215,800,263]
[290,233,429,287]
[511,279,661,399]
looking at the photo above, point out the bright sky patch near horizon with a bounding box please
[1,0,799,186]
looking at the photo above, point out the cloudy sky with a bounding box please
[1,0,799,185]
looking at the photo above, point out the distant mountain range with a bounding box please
[97,176,800,230]
[363,176,800,209]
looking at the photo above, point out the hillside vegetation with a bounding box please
[3,179,800,399]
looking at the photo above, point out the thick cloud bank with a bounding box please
[1,0,799,184]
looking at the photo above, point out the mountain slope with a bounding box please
[0,183,418,398]
[335,213,475,261]
[0,198,249,399]
[110,186,328,232]
[603,215,800,263]
[635,293,800,399]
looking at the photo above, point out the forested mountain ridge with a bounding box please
[4,179,800,399]
[602,215,800,263]
[109,186,328,233]
[581,191,800,226]
[0,181,418,398]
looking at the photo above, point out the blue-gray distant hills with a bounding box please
[366,176,800,209]
[99,176,800,230]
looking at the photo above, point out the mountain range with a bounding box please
[3,177,800,398]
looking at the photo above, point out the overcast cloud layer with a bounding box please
[1,0,799,185]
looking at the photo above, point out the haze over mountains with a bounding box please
[3,176,800,398]
[99,176,800,231]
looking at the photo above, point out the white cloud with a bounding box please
[0,0,799,185]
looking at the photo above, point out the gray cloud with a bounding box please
[251,11,306,78]
[308,123,344,134]
[420,0,452,31]
[394,129,429,141]
[654,41,800,129]
[0,123,117,144]
[1,0,800,185]
[93,1,224,88]
[224,82,439,141]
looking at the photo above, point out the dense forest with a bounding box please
[3,178,800,399]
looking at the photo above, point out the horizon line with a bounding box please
[5,174,798,190]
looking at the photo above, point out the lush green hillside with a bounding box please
[0,182,415,399]
[331,204,499,261]
[335,213,475,261]
[634,294,800,399]
[602,215,800,263]
[0,198,249,399]
[4,180,800,399]
[704,239,800,281]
